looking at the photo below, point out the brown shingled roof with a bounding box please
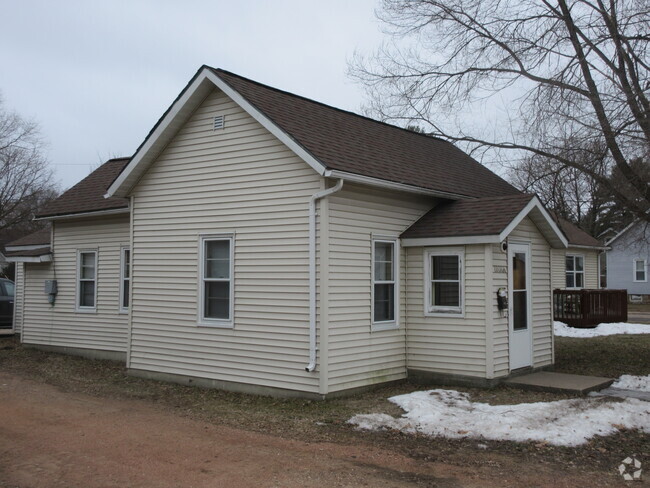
[37,158,130,218]
[556,218,602,247]
[211,68,520,199]
[402,194,534,239]
[6,228,51,248]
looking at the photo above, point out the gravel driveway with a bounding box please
[0,371,627,488]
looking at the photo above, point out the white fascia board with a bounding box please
[5,244,49,252]
[205,71,327,177]
[401,235,500,247]
[35,208,129,221]
[567,244,610,251]
[6,254,52,263]
[106,68,328,198]
[498,197,568,248]
[106,73,213,197]
[324,170,469,199]
[606,219,638,246]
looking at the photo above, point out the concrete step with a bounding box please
[504,371,614,395]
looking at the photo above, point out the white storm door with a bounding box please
[509,243,533,370]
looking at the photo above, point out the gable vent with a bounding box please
[213,115,225,131]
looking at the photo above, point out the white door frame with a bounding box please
[508,242,533,370]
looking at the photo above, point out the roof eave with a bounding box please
[323,170,470,199]
[402,235,501,247]
[402,196,568,249]
[6,253,52,263]
[35,207,130,221]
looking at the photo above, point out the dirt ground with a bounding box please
[0,371,639,488]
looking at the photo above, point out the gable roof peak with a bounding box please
[108,65,521,199]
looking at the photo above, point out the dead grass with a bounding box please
[1,335,648,478]
[555,334,650,377]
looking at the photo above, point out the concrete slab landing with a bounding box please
[504,371,614,395]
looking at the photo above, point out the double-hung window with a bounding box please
[425,250,463,315]
[77,250,97,311]
[634,259,647,282]
[120,247,130,312]
[565,255,584,288]
[372,238,398,329]
[199,235,233,326]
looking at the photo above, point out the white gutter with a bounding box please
[34,207,130,221]
[306,179,344,372]
[323,169,468,200]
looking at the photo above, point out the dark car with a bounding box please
[0,278,14,334]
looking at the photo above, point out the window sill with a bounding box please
[371,321,399,332]
[197,320,234,329]
[75,308,97,314]
[425,310,464,318]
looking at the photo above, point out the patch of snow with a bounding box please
[348,389,650,447]
[612,375,650,392]
[554,321,650,338]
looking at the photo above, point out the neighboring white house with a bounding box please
[9,66,579,398]
[606,220,650,300]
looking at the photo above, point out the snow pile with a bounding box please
[612,375,650,392]
[349,389,650,446]
[554,321,650,338]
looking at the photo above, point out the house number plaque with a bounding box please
[493,266,507,274]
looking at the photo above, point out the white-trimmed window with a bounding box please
[120,247,130,312]
[634,259,647,282]
[425,250,464,315]
[77,250,97,311]
[565,254,584,288]
[372,237,398,329]
[199,235,234,326]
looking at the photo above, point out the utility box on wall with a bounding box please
[44,280,58,295]
[44,280,58,304]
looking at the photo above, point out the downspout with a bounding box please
[306,179,344,372]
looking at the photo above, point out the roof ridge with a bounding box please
[209,66,454,146]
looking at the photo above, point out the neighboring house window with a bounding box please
[199,235,233,326]
[372,238,398,329]
[425,250,463,315]
[77,250,97,310]
[565,255,584,289]
[120,247,130,312]
[634,259,647,282]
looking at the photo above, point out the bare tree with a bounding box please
[350,0,650,221]
[0,96,58,236]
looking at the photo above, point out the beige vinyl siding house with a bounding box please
[326,184,432,393]
[9,66,594,398]
[405,217,554,383]
[128,88,323,395]
[20,216,130,358]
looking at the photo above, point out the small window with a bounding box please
[426,250,463,315]
[199,235,233,326]
[634,259,647,282]
[77,250,97,310]
[120,247,130,312]
[372,238,398,329]
[565,255,584,289]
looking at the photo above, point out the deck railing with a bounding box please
[553,289,628,328]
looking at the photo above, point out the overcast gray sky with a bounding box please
[0,0,384,190]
